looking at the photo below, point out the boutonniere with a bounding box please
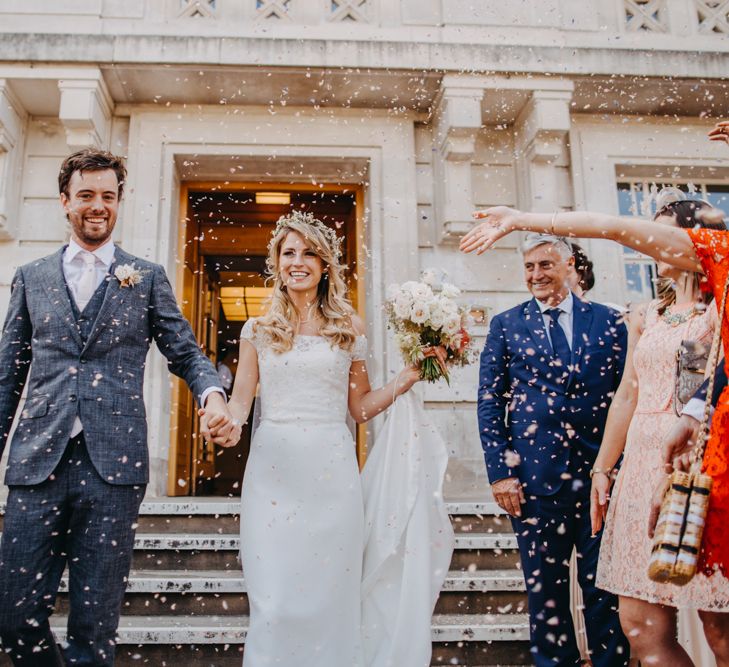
[114,264,143,288]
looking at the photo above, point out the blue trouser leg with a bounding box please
[0,435,144,667]
[61,437,144,667]
[573,493,629,667]
[0,481,69,666]
[512,461,629,667]
[512,492,581,666]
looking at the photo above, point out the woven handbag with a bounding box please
[648,274,729,586]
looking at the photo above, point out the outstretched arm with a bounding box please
[459,207,704,273]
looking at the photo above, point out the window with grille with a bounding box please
[617,180,729,302]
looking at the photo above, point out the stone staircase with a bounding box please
[0,498,530,666]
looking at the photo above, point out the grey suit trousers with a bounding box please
[0,434,145,666]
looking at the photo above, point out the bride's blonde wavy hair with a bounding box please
[253,211,356,353]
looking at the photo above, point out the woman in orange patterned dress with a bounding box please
[460,199,729,666]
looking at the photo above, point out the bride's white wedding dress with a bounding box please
[239,319,453,667]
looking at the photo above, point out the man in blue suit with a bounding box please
[478,233,629,666]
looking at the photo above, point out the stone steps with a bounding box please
[56,568,526,594]
[50,568,528,616]
[0,498,531,665]
[31,614,531,667]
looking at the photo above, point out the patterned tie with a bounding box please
[545,307,571,370]
[75,251,97,312]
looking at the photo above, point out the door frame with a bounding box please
[166,180,368,496]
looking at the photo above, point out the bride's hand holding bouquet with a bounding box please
[386,270,474,385]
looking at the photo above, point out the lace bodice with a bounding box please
[632,301,715,414]
[241,318,367,425]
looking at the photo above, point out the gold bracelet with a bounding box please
[589,467,613,479]
[550,211,558,235]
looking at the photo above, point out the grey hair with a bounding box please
[521,233,573,260]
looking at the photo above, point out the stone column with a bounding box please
[514,86,574,213]
[58,74,113,149]
[432,80,483,242]
[0,79,26,239]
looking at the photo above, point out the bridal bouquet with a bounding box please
[385,271,474,384]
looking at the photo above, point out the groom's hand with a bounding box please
[200,393,239,448]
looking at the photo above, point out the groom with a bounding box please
[0,148,239,665]
[478,233,629,666]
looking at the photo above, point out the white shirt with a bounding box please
[63,236,116,299]
[682,397,710,422]
[535,292,574,351]
[62,237,223,438]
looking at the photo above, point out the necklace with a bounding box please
[662,303,701,327]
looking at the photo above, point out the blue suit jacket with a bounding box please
[478,295,627,495]
[0,246,221,486]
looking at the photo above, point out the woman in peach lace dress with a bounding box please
[461,194,729,666]
[590,200,726,667]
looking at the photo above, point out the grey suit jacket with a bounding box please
[0,246,220,486]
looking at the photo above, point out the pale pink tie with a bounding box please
[75,251,97,311]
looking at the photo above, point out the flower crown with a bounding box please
[269,210,343,261]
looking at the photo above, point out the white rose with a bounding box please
[438,296,458,317]
[394,297,411,319]
[444,315,461,335]
[409,282,433,301]
[421,268,438,286]
[428,303,445,329]
[410,301,431,325]
[440,282,461,299]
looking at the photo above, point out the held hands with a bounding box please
[491,477,526,518]
[590,473,611,536]
[198,392,242,448]
[459,207,523,255]
[646,414,700,537]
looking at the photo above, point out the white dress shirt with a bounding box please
[63,237,116,303]
[62,237,223,438]
[535,292,574,351]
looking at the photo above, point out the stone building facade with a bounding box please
[0,0,728,499]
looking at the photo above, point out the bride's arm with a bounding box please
[459,207,702,273]
[347,315,420,424]
[226,338,259,427]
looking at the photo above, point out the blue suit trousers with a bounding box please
[0,434,145,666]
[511,454,629,667]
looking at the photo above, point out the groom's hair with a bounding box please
[58,148,127,199]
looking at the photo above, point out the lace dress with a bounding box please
[596,301,729,610]
[239,321,367,666]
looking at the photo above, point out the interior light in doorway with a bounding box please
[220,286,272,321]
[255,192,291,205]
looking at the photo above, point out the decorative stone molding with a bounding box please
[696,0,729,33]
[514,87,573,213]
[58,77,113,150]
[256,0,291,21]
[432,85,483,242]
[177,0,217,18]
[0,80,26,240]
[624,0,668,32]
[329,0,370,23]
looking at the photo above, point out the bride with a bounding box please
[222,211,424,666]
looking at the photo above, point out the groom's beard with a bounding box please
[71,217,116,247]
